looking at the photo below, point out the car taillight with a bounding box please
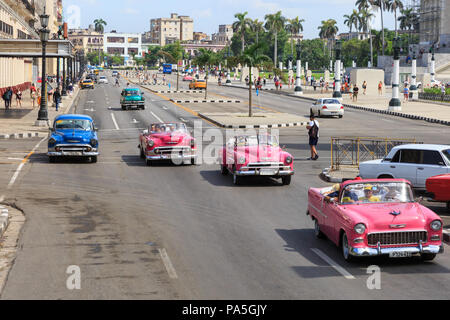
[340,106,344,109]
[322,106,327,109]
[190,139,195,148]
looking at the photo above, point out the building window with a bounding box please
[107,37,125,43]
[107,47,125,55]
[128,48,139,55]
[128,37,139,43]
[18,30,28,39]
[0,20,13,36]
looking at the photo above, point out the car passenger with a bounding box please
[359,186,381,202]
[324,184,340,203]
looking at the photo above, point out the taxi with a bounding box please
[80,78,95,89]
[189,79,207,90]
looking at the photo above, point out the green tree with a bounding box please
[251,19,265,45]
[232,12,252,53]
[192,49,217,99]
[298,39,330,70]
[265,11,286,66]
[344,10,359,34]
[93,19,107,33]
[237,43,271,117]
[387,0,404,37]
[318,19,339,57]
[369,0,390,56]
[285,17,304,56]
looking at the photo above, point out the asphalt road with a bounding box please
[0,71,449,299]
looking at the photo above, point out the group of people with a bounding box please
[323,182,407,204]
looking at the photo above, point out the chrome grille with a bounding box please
[58,145,92,152]
[367,231,427,246]
[247,162,283,169]
[154,146,191,154]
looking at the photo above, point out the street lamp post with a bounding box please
[333,40,342,99]
[430,46,436,84]
[36,9,50,125]
[389,37,401,111]
[294,42,303,95]
[410,51,418,100]
[225,47,232,84]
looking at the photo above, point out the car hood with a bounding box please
[236,145,287,162]
[341,202,427,230]
[53,130,93,143]
[150,133,189,145]
[123,95,142,101]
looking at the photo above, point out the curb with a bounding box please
[170,99,241,104]
[320,167,344,183]
[152,90,203,94]
[197,113,307,129]
[0,205,9,240]
[226,84,450,126]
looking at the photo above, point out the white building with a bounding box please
[212,24,233,45]
[103,31,143,64]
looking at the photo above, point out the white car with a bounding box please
[310,98,344,118]
[359,144,450,189]
[98,76,108,84]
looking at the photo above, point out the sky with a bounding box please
[63,0,398,39]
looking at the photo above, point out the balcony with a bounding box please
[4,0,35,19]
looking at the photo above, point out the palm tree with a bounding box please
[344,10,359,36]
[251,19,265,45]
[238,43,271,117]
[359,8,375,65]
[93,19,107,33]
[388,0,404,37]
[232,12,252,53]
[318,19,339,57]
[285,17,304,55]
[192,49,217,99]
[369,0,390,56]
[265,11,286,67]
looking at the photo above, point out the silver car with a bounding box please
[310,98,344,118]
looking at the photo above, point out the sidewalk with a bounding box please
[0,86,80,139]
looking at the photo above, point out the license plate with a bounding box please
[64,152,83,156]
[389,251,412,258]
[260,169,277,176]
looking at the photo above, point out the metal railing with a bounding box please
[330,137,420,170]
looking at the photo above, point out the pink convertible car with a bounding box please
[220,134,294,185]
[307,179,444,262]
[138,122,197,166]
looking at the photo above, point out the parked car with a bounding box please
[138,122,197,166]
[189,79,207,90]
[359,144,450,189]
[120,88,145,110]
[307,179,444,262]
[80,79,94,89]
[48,114,99,163]
[98,76,108,84]
[219,134,294,185]
[310,98,344,118]
[112,70,119,77]
[426,174,450,211]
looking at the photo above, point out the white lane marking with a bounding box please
[180,118,188,122]
[84,108,95,112]
[158,248,178,279]
[111,113,120,130]
[311,248,355,280]
[162,106,168,110]
[150,111,164,123]
[7,158,24,161]
[131,119,139,124]
[7,136,47,190]
[99,128,145,132]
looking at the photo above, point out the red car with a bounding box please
[307,179,444,262]
[138,122,197,166]
[220,133,294,185]
[426,174,450,211]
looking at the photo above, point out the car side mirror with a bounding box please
[415,196,424,203]
[94,127,98,132]
[49,127,54,132]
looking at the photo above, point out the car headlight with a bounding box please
[285,156,293,164]
[430,220,442,231]
[49,137,56,145]
[354,223,366,235]
[148,140,154,147]
[238,156,246,164]
[90,138,98,147]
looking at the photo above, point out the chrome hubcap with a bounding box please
[343,235,349,259]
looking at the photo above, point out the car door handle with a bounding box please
[390,166,396,168]
[417,167,424,170]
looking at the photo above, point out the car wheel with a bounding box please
[447,201,450,212]
[49,156,56,163]
[310,108,314,117]
[140,147,145,159]
[190,157,197,165]
[221,164,228,175]
[314,219,325,239]
[232,167,240,185]
[141,106,145,110]
[281,176,291,185]
[318,110,321,118]
[121,106,126,110]
[91,156,97,163]
[342,232,354,262]
[338,115,343,118]
[146,159,152,166]
[421,253,436,261]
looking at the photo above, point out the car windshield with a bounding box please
[236,135,279,147]
[322,99,340,104]
[149,123,187,133]
[100,76,106,79]
[442,149,450,162]
[55,119,92,131]
[125,90,140,96]
[340,182,414,204]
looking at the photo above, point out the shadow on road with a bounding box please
[199,169,285,187]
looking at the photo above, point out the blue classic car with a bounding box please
[48,114,99,163]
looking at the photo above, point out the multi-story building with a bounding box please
[0,0,62,89]
[103,31,142,64]
[150,13,193,46]
[212,24,233,45]
[193,32,208,43]
[68,25,103,55]
[337,32,368,41]
[419,0,450,47]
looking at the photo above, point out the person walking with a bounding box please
[349,83,353,100]
[31,87,37,108]
[53,88,61,111]
[378,81,383,96]
[306,115,320,160]
[362,81,367,95]
[15,89,23,108]
[441,84,446,101]
[352,84,359,102]
[2,87,13,110]
[403,84,410,102]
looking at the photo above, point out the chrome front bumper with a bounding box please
[349,244,444,257]
[146,153,196,161]
[48,145,98,157]
[236,164,294,176]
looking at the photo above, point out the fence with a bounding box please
[330,137,420,170]
[419,92,450,102]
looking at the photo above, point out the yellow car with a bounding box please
[94,69,99,76]
[80,79,95,89]
[189,79,207,90]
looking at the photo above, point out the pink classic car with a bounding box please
[138,122,197,166]
[307,179,444,262]
[183,75,193,81]
[220,134,294,185]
